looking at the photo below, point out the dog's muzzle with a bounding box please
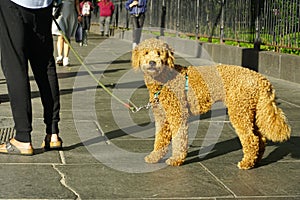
[149,60,156,67]
[145,61,157,73]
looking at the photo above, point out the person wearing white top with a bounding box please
[0,0,62,155]
[10,0,53,8]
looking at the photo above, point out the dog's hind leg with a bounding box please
[237,132,261,169]
[253,127,267,165]
[228,108,262,169]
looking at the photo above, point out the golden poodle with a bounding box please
[131,38,291,169]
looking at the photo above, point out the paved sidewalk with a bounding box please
[0,33,300,199]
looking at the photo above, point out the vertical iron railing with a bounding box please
[92,0,300,51]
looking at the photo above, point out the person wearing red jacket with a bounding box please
[97,0,115,36]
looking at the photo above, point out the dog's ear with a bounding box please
[131,47,140,70]
[166,47,175,68]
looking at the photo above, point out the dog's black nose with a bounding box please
[149,61,156,67]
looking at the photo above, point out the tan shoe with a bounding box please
[41,135,63,151]
[0,139,33,156]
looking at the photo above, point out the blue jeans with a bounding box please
[131,13,145,44]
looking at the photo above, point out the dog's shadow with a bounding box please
[259,137,300,167]
[185,137,241,165]
[185,136,300,168]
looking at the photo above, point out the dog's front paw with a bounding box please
[144,151,163,164]
[166,157,184,166]
[237,160,255,170]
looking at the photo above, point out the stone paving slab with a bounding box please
[0,164,76,199]
[0,33,300,199]
[57,164,234,199]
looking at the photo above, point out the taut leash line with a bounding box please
[52,16,136,111]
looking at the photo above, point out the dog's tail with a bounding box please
[256,78,291,142]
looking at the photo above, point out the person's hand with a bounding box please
[130,1,138,7]
[78,15,82,22]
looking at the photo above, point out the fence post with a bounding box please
[149,0,153,31]
[254,0,261,50]
[160,0,166,36]
[196,0,200,40]
[176,0,180,37]
[220,0,225,44]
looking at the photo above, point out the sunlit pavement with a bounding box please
[0,32,299,199]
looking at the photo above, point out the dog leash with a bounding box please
[52,16,144,112]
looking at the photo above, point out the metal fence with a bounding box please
[92,0,300,51]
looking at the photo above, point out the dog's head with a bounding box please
[131,38,175,76]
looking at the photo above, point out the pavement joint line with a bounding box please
[231,195,300,198]
[52,163,81,200]
[279,98,300,108]
[0,163,63,165]
[93,120,104,137]
[130,197,232,199]
[59,150,66,164]
[198,162,237,198]
[93,120,111,144]
[277,160,300,163]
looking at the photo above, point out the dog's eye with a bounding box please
[157,52,161,56]
[144,51,148,55]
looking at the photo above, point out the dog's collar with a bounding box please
[183,66,189,91]
[153,85,163,102]
[185,74,189,91]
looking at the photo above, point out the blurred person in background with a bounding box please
[97,0,115,37]
[125,0,147,49]
[80,0,94,46]
[52,0,81,66]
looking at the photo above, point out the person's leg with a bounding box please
[0,1,33,145]
[136,13,145,44]
[82,29,88,45]
[131,15,139,48]
[63,38,70,66]
[28,5,60,135]
[86,15,91,31]
[104,16,111,36]
[99,16,105,36]
[56,35,64,65]
[82,16,87,30]
[84,16,91,44]
[63,40,70,57]
[27,5,61,148]
[82,17,88,45]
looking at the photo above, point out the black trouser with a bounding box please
[82,15,91,30]
[131,13,145,44]
[0,1,60,143]
[82,15,91,44]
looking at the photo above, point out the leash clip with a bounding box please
[128,100,151,113]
